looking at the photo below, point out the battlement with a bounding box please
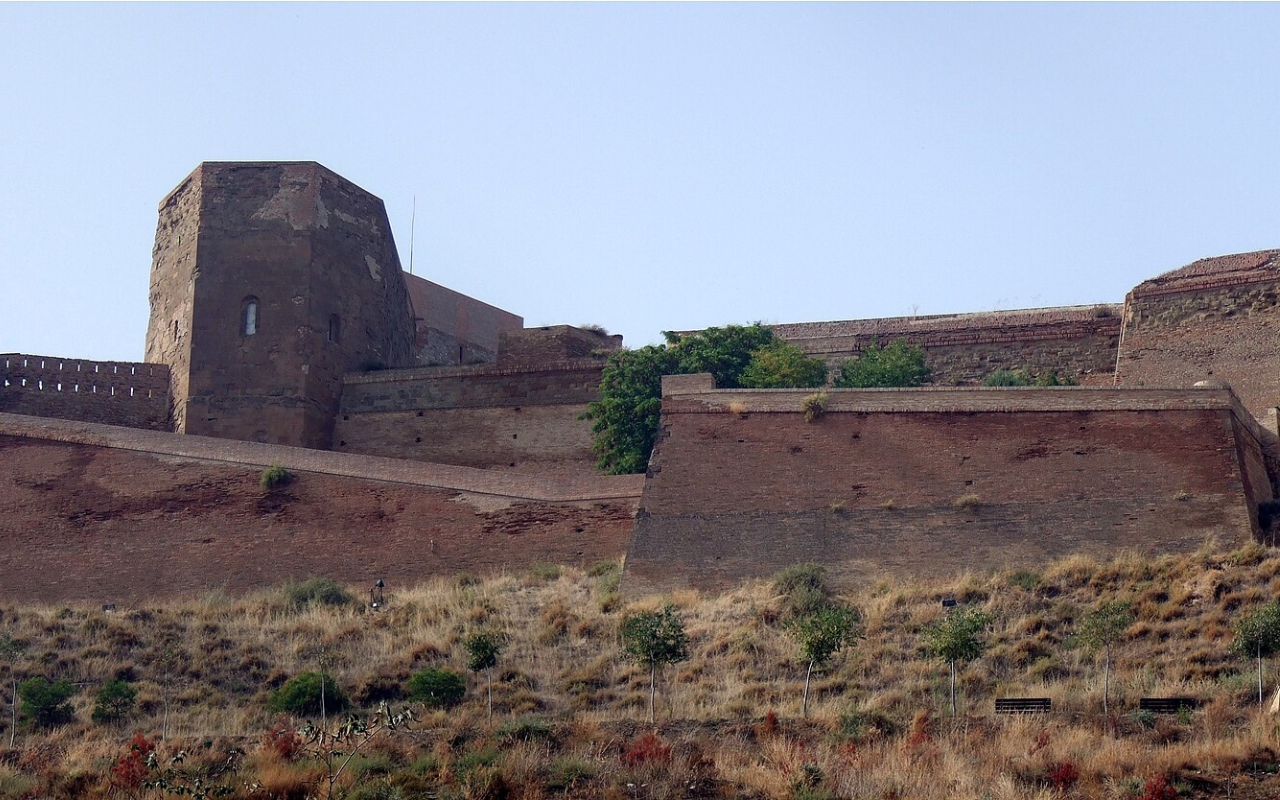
[0,354,170,430]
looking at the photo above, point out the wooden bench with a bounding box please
[995,697,1052,714]
[1138,697,1200,713]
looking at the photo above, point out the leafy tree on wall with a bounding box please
[834,339,930,388]
[586,324,823,474]
[738,341,829,390]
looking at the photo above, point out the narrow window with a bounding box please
[243,297,259,336]
[327,314,341,344]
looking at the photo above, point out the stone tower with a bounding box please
[144,162,417,449]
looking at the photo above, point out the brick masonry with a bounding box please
[623,377,1271,595]
[0,354,170,430]
[0,412,641,602]
[1115,251,1280,421]
[335,357,609,476]
[771,304,1122,386]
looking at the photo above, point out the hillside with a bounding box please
[2,544,1280,799]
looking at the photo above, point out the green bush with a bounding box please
[837,708,900,742]
[834,340,930,388]
[773,564,831,618]
[496,715,552,742]
[260,465,293,491]
[267,672,349,716]
[91,679,137,724]
[406,667,466,708]
[18,676,76,729]
[284,577,354,610]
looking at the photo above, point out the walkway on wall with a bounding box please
[0,413,643,503]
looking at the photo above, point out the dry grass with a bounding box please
[2,546,1280,797]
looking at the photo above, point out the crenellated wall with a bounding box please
[0,354,170,430]
[624,374,1271,595]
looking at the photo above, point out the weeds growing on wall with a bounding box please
[259,464,292,490]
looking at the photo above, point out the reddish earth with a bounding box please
[0,435,635,604]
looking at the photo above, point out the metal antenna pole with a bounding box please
[409,195,417,275]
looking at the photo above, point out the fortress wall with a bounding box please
[1115,277,1280,420]
[498,326,623,367]
[404,274,523,366]
[625,380,1265,595]
[0,355,170,431]
[772,305,1122,385]
[0,413,641,603]
[335,360,605,475]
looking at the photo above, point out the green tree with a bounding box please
[406,667,466,709]
[619,605,690,723]
[834,339,930,388]
[267,672,349,717]
[91,679,137,724]
[587,323,804,474]
[921,607,993,716]
[464,632,502,722]
[787,605,860,717]
[0,634,23,745]
[18,676,76,729]
[738,341,828,389]
[1076,600,1134,717]
[982,368,1076,387]
[1232,602,1280,707]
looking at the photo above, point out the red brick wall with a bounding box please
[0,354,170,430]
[624,381,1267,595]
[404,274,523,366]
[1115,277,1280,420]
[0,414,640,603]
[335,359,607,475]
[772,305,1122,385]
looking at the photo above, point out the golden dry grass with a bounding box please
[2,546,1280,797]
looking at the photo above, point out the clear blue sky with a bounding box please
[2,3,1278,361]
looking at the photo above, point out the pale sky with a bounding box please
[2,3,1278,361]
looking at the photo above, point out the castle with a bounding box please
[2,162,1278,602]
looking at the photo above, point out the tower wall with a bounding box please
[146,162,417,449]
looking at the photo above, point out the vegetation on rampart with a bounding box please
[3,546,1280,798]
[586,325,930,473]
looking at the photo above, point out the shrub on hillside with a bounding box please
[284,577,354,610]
[18,676,76,728]
[91,679,137,724]
[405,668,465,709]
[267,671,349,716]
[773,563,831,618]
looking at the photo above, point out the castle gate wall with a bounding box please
[335,359,606,476]
[772,305,1122,385]
[0,355,170,431]
[0,413,640,603]
[625,377,1267,595]
[1115,277,1280,421]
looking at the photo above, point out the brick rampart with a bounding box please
[335,360,606,475]
[1115,273,1280,420]
[624,377,1268,595]
[0,413,641,602]
[771,304,1122,385]
[0,354,170,430]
